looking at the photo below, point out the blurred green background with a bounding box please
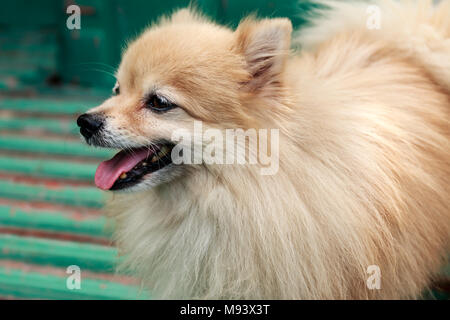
[0,0,319,91]
[0,0,447,300]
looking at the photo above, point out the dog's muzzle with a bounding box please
[77,113,104,140]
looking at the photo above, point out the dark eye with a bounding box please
[113,83,120,95]
[145,94,176,113]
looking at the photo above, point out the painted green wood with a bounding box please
[0,61,55,71]
[0,135,114,159]
[0,156,96,180]
[0,267,150,300]
[0,98,100,115]
[0,118,79,135]
[0,1,59,26]
[0,57,55,68]
[0,181,105,208]
[0,30,56,43]
[0,43,56,52]
[36,86,111,99]
[0,69,41,83]
[0,234,116,272]
[200,0,320,28]
[0,205,111,238]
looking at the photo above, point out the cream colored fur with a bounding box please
[101,1,449,299]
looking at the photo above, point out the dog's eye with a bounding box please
[146,94,176,113]
[113,83,120,96]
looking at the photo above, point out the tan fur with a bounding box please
[89,1,449,299]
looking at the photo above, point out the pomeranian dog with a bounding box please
[77,0,450,299]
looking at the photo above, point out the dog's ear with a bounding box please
[234,18,292,92]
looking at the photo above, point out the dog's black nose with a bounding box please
[77,113,103,140]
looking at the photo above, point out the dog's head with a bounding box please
[78,9,291,192]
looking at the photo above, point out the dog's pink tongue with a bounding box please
[95,148,151,190]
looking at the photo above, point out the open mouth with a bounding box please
[95,143,175,191]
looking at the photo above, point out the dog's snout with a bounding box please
[77,113,104,140]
